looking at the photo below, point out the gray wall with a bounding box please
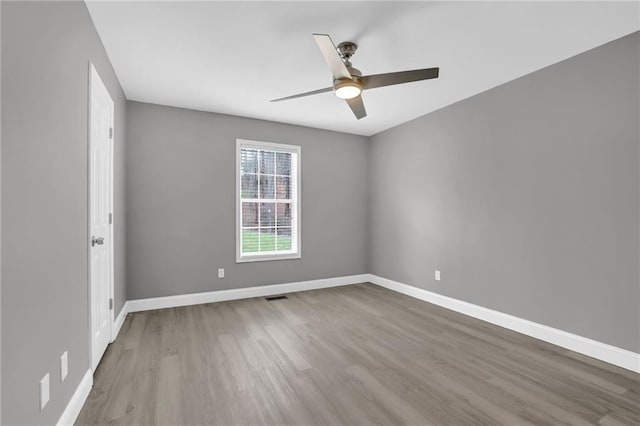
[0,1,3,421]
[369,32,640,352]
[126,102,369,300]
[1,2,127,424]
[0,4,637,424]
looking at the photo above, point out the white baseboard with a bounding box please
[113,272,640,373]
[52,273,638,426]
[111,302,129,342]
[127,274,370,313]
[57,369,93,426]
[368,274,640,374]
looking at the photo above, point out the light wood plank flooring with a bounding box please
[77,283,640,425]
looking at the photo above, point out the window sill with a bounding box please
[236,253,301,263]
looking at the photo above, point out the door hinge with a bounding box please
[109,127,113,139]
[109,213,113,225]
[109,298,113,310]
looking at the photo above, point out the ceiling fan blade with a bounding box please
[312,34,352,80]
[360,67,439,90]
[270,86,333,102]
[346,95,367,120]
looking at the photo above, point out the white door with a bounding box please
[89,64,114,371]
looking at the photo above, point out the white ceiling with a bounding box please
[86,1,639,136]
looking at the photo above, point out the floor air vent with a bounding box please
[265,295,288,301]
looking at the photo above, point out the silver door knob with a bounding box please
[91,236,105,247]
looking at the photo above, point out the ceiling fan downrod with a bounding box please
[337,41,358,67]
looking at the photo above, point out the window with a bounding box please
[236,139,301,262]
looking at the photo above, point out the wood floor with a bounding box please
[77,283,640,425]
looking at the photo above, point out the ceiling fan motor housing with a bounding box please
[334,77,362,90]
[333,64,362,90]
[333,42,362,100]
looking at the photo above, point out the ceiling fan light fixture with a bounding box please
[270,34,440,120]
[334,79,362,99]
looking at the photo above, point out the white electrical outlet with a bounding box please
[60,351,68,382]
[435,270,441,281]
[218,268,224,278]
[40,373,50,411]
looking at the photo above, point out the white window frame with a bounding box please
[236,139,301,263]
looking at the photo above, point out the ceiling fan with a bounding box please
[271,33,440,120]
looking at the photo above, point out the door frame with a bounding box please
[87,62,115,371]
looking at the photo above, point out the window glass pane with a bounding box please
[241,149,258,174]
[260,175,275,199]
[259,228,276,251]
[276,203,291,227]
[239,142,299,259]
[242,229,260,253]
[277,228,292,251]
[276,152,291,176]
[242,202,258,227]
[241,174,258,198]
[259,203,275,227]
[276,176,290,199]
[259,151,275,175]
